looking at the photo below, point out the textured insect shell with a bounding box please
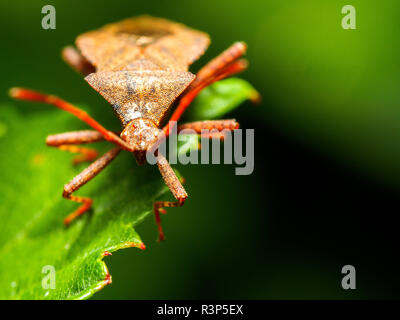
[85,70,195,127]
[77,16,210,127]
[76,15,210,72]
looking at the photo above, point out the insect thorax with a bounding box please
[85,70,195,127]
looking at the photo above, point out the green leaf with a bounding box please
[0,105,171,299]
[0,78,254,299]
[187,77,260,120]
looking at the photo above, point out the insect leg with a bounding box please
[178,119,240,140]
[154,153,188,241]
[46,130,105,165]
[47,130,105,146]
[177,119,239,133]
[163,42,248,136]
[188,41,247,90]
[63,147,121,226]
[62,46,95,76]
[55,145,98,165]
[9,88,133,152]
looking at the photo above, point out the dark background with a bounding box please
[0,0,399,299]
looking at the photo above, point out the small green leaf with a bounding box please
[0,105,173,300]
[0,77,257,300]
[188,77,260,120]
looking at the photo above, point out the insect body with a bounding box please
[9,16,249,241]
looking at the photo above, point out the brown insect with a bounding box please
[9,16,249,241]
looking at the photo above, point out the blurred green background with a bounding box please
[1,0,399,299]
